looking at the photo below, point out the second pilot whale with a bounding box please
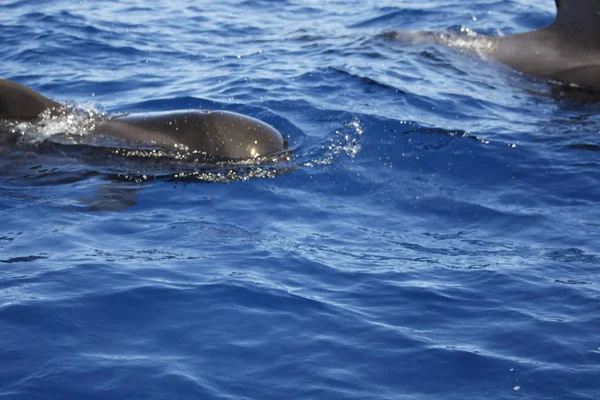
[385,0,600,91]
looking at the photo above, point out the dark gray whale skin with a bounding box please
[0,79,286,159]
[0,79,62,119]
[491,0,600,91]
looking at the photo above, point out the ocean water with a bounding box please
[1,0,600,399]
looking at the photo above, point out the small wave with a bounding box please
[0,254,49,264]
[350,8,427,29]
[330,67,406,94]
[567,143,600,152]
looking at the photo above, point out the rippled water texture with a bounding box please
[1,1,600,399]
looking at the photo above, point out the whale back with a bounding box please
[0,79,60,119]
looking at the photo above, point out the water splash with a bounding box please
[302,117,363,167]
[383,29,499,57]
[4,104,106,145]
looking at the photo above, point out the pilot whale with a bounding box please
[493,0,600,91]
[385,0,600,91]
[0,79,286,159]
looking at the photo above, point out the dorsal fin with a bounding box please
[0,79,60,119]
[552,0,600,42]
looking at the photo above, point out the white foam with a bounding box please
[6,105,106,145]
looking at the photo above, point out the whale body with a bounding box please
[0,79,286,159]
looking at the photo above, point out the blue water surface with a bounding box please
[1,0,600,399]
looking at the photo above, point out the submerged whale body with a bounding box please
[386,0,600,91]
[0,79,287,159]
